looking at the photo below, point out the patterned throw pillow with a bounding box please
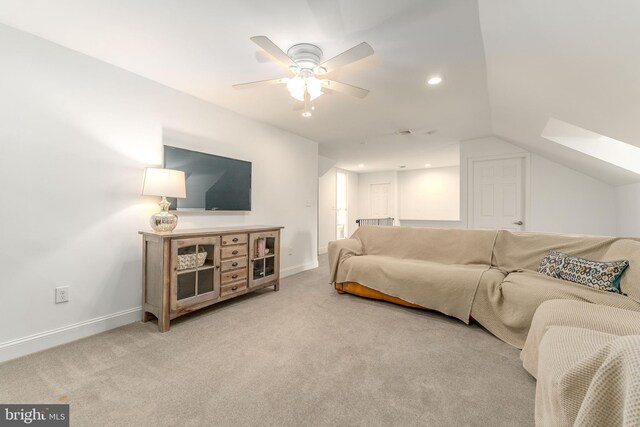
[537,250,568,278]
[557,254,628,294]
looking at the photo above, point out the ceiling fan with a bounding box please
[233,36,374,117]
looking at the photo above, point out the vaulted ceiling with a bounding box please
[479,0,640,185]
[0,0,638,184]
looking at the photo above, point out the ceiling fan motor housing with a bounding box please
[287,43,323,70]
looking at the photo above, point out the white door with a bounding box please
[471,157,525,231]
[370,183,391,218]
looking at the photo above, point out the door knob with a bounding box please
[513,221,523,225]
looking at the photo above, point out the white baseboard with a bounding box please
[317,246,328,255]
[281,260,319,278]
[0,307,141,363]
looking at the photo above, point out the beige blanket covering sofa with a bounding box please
[522,300,640,426]
[328,226,640,348]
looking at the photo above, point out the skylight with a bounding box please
[541,118,640,175]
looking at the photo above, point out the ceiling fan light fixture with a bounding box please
[287,76,305,101]
[305,76,323,100]
[287,75,323,101]
[301,111,312,118]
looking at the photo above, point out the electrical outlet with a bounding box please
[55,286,70,304]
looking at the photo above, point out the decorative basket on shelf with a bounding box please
[177,248,207,271]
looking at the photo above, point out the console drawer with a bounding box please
[221,257,247,272]
[221,269,248,285]
[221,280,247,297]
[221,234,248,246]
[221,245,247,259]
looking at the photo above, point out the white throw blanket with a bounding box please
[521,300,640,378]
[535,326,640,427]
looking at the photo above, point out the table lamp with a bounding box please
[142,167,186,232]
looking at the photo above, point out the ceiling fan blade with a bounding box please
[250,36,297,68]
[317,42,374,73]
[322,80,370,98]
[232,78,288,90]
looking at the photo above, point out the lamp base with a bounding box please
[150,197,179,232]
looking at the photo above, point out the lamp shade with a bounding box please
[142,168,186,198]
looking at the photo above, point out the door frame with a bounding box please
[336,170,348,239]
[467,153,531,231]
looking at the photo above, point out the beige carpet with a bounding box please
[0,256,535,426]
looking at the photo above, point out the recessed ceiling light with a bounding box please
[399,165,406,169]
[425,163,431,167]
[358,164,365,168]
[427,76,443,85]
[301,111,312,118]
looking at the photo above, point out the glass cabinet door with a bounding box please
[249,231,279,288]
[171,236,221,311]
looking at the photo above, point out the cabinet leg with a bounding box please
[158,313,170,332]
[142,311,153,323]
[274,281,280,292]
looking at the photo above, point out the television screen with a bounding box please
[164,145,252,211]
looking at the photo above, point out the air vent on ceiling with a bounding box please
[396,129,413,136]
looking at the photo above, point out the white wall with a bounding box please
[460,136,616,235]
[357,168,459,224]
[318,168,336,254]
[399,220,465,228]
[615,183,640,237]
[318,155,336,177]
[0,24,319,361]
[529,155,615,235]
[398,167,460,221]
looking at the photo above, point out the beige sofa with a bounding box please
[521,300,640,426]
[328,225,640,348]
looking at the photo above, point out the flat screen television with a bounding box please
[164,145,252,211]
